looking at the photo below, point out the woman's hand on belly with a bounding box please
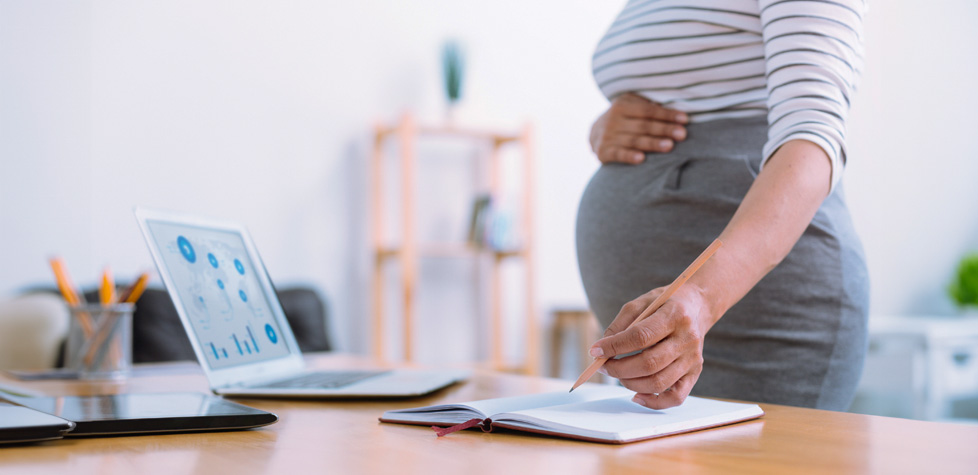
[589,93,689,164]
[589,284,714,409]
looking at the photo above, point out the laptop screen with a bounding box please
[144,220,293,370]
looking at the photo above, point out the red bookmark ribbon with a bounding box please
[432,418,489,437]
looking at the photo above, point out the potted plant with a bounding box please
[949,252,978,314]
[442,40,464,124]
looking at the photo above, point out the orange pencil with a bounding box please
[49,257,94,337]
[49,257,83,306]
[100,267,116,305]
[88,269,145,368]
[570,239,723,392]
[118,272,150,304]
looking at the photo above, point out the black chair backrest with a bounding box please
[53,286,331,365]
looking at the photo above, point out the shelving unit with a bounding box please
[370,114,538,374]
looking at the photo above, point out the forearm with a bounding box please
[688,139,833,327]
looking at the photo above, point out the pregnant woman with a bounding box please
[576,1,869,410]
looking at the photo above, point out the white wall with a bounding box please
[0,0,613,359]
[1,2,94,291]
[2,1,977,361]
[846,1,978,315]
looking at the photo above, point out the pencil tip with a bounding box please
[568,387,575,393]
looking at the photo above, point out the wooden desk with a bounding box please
[1,354,976,474]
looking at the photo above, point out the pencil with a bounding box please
[49,257,94,337]
[88,269,148,368]
[118,272,150,304]
[49,257,83,307]
[100,267,116,305]
[569,239,723,392]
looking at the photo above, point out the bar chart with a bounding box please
[208,324,264,360]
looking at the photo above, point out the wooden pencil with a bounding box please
[100,267,116,305]
[118,272,150,304]
[49,257,94,337]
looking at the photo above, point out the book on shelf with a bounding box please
[466,194,492,248]
[466,194,522,252]
[379,385,763,444]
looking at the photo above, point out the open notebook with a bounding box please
[380,385,763,444]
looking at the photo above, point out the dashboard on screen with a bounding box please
[145,220,292,370]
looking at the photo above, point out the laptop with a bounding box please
[134,207,467,398]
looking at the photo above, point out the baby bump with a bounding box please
[575,155,752,327]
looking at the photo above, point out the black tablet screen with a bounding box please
[7,392,277,435]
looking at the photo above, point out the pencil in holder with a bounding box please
[65,303,134,380]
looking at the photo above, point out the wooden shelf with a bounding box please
[375,244,526,260]
[376,124,522,144]
[370,113,537,374]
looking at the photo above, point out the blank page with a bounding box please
[464,384,632,417]
[496,395,763,442]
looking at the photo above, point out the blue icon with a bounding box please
[238,290,248,302]
[177,236,196,263]
[234,259,245,275]
[217,279,224,290]
[208,253,219,268]
[265,324,278,344]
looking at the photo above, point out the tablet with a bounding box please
[4,392,277,436]
[0,402,75,444]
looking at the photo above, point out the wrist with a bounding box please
[679,280,723,335]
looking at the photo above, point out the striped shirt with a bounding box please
[593,0,865,191]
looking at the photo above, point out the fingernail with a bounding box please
[631,395,647,407]
[633,153,644,162]
[677,113,688,123]
[672,128,685,140]
[589,347,604,357]
[597,367,608,375]
[659,140,672,149]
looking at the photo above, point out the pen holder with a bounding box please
[65,303,134,380]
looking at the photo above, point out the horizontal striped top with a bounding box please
[593,0,865,191]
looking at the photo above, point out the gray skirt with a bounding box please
[575,116,869,411]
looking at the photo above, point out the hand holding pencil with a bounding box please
[571,239,722,409]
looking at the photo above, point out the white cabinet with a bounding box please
[854,315,978,421]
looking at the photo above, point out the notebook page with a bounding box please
[381,384,631,425]
[495,396,763,442]
[466,384,632,416]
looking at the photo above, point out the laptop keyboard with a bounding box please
[254,370,390,390]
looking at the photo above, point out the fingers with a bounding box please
[619,355,689,395]
[596,138,671,164]
[603,335,703,409]
[602,147,645,164]
[591,305,672,358]
[614,94,689,124]
[593,283,711,410]
[596,117,686,164]
[617,118,687,141]
[601,288,665,338]
[613,134,675,153]
[602,336,682,380]
[593,95,689,165]
[632,367,701,410]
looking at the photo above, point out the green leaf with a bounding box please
[949,252,978,307]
